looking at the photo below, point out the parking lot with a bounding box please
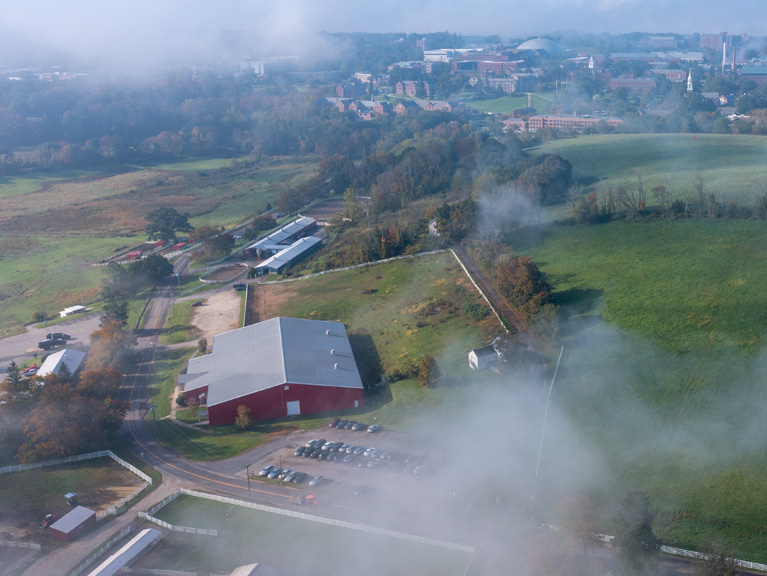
[250,421,446,505]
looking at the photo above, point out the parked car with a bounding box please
[294,446,306,457]
[309,475,324,487]
[279,469,292,480]
[343,453,357,463]
[192,301,204,307]
[367,424,382,433]
[46,332,71,340]
[40,513,58,528]
[335,420,348,429]
[267,468,283,479]
[328,417,340,428]
[353,446,366,455]
[233,283,247,291]
[351,422,367,431]
[285,470,299,482]
[367,459,381,469]
[292,472,307,484]
[344,421,356,429]
[259,465,274,477]
[353,485,370,496]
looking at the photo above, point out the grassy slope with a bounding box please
[158,302,199,345]
[150,347,196,418]
[534,134,767,206]
[518,220,767,560]
[146,495,469,576]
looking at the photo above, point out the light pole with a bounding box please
[279,455,282,470]
[245,464,252,502]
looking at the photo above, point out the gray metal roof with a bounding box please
[37,348,86,378]
[87,528,163,576]
[255,236,321,272]
[244,216,316,253]
[185,317,363,408]
[50,506,95,533]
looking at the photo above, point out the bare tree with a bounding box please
[567,183,584,208]
[634,169,646,211]
[694,542,738,576]
[694,170,705,216]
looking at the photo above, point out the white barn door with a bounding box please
[286,400,301,416]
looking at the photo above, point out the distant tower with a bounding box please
[722,42,727,74]
[687,69,694,92]
[589,54,595,79]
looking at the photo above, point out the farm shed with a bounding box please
[469,345,499,371]
[37,348,86,378]
[182,317,364,425]
[242,216,317,258]
[87,528,163,576]
[49,506,96,542]
[254,236,322,275]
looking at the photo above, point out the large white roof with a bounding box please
[37,348,86,378]
[185,317,363,408]
[243,216,316,253]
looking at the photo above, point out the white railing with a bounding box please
[120,569,197,576]
[0,540,41,576]
[0,450,111,475]
[68,526,133,576]
[259,249,449,285]
[142,489,474,554]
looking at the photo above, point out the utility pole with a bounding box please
[245,464,252,502]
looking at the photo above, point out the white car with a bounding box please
[309,475,324,487]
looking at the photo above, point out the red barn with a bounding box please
[182,317,364,425]
[49,506,96,542]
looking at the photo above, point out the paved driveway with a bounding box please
[0,313,102,373]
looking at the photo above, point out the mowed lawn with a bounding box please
[520,219,767,560]
[142,495,471,576]
[535,133,767,206]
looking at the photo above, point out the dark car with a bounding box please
[327,452,339,462]
[367,424,382,433]
[259,465,275,477]
[344,421,356,429]
[192,301,204,307]
[328,417,341,428]
[46,332,71,340]
[310,449,322,459]
[343,453,357,463]
[38,340,60,350]
[353,446,366,456]
[335,420,348,429]
[294,446,306,457]
[351,422,367,431]
[40,513,58,528]
[233,283,247,291]
[318,450,330,461]
[292,472,308,484]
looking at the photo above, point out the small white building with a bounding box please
[469,345,499,371]
[59,305,85,318]
[428,218,440,236]
[37,348,86,378]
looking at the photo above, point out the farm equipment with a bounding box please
[40,513,57,528]
[291,495,320,507]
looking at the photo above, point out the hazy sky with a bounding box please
[2,0,765,67]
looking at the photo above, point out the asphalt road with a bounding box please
[0,313,102,374]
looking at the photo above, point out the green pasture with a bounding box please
[150,157,246,171]
[146,420,271,461]
[0,235,137,337]
[462,93,554,115]
[149,347,196,418]
[517,219,767,560]
[145,495,471,576]
[269,253,501,379]
[158,302,199,345]
[534,134,767,206]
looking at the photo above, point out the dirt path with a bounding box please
[190,289,242,346]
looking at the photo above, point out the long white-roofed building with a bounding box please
[182,317,363,425]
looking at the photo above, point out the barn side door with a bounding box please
[286,400,301,416]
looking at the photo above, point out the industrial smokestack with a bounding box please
[723,42,727,74]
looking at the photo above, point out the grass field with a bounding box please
[534,134,767,206]
[149,347,196,418]
[142,495,471,576]
[0,155,318,335]
[158,302,199,345]
[462,93,555,114]
[265,253,501,380]
[146,420,273,461]
[0,459,141,540]
[515,219,767,560]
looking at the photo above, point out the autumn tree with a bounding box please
[101,300,129,327]
[1,361,23,403]
[418,356,440,387]
[87,320,135,370]
[496,255,552,320]
[235,404,254,430]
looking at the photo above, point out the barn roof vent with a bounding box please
[326,329,331,336]
[334,363,339,370]
[330,349,335,355]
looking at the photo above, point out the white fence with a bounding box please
[1,450,152,521]
[69,526,133,576]
[449,248,509,334]
[259,249,449,285]
[121,568,197,576]
[0,541,41,576]
[142,489,474,554]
